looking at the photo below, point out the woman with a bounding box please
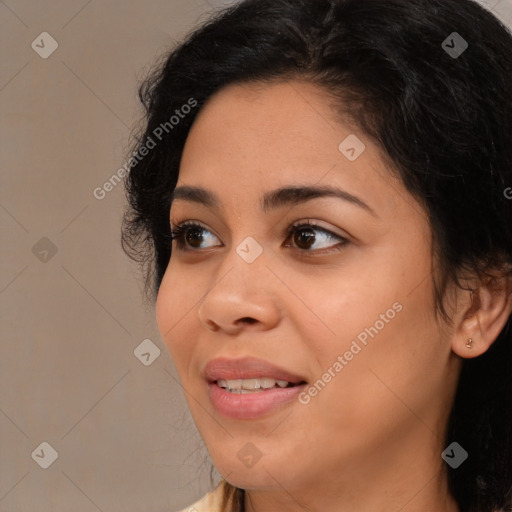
[121,0,512,510]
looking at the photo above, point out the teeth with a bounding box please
[217,377,291,392]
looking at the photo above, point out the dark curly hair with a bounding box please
[121,0,512,510]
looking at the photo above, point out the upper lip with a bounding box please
[203,356,307,384]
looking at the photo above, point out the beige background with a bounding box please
[1,1,511,511]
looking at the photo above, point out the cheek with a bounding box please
[285,260,403,360]
[155,264,197,364]
[307,280,441,439]
[293,242,438,414]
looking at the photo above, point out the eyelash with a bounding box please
[169,220,349,255]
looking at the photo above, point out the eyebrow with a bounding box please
[170,184,376,216]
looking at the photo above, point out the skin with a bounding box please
[155,80,512,512]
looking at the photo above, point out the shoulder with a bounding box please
[176,483,226,512]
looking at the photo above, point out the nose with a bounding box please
[197,247,282,334]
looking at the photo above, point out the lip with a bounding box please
[203,357,307,420]
[203,356,306,384]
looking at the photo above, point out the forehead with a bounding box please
[177,80,400,215]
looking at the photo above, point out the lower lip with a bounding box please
[207,382,306,420]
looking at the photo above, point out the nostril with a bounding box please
[240,317,257,325]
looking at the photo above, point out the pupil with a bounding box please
[295,229,315,249]
[186,229,203,247]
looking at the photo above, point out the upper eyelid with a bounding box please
[170,219,341,234]
[170,220,348,244]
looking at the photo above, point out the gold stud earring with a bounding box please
[466,338,473,349]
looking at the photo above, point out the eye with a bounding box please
[170,221,221,251]
[283,220,348,253]
[170,219,349,254]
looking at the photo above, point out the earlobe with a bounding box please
[452,276,512,359]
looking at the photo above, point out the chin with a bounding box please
[210,445,307,491]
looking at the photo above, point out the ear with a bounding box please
[451,273,512,359]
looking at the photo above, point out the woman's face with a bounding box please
[155,81,462,495]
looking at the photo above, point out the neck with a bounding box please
[243,437,460,512]
[244,474,459,512]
